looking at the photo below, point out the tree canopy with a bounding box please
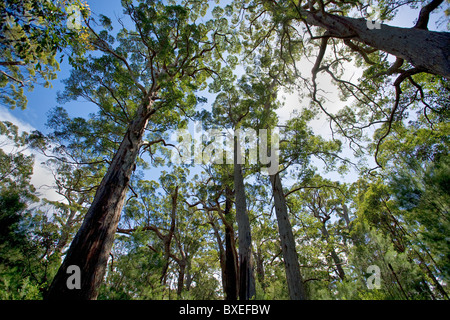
[0,0,448,301]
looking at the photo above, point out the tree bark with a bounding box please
[234,136,255,300]
[45,100,154,300]
[223,187,239,300]
[302,12,450,78]
[177,260,186,298]
[270,173,308,300]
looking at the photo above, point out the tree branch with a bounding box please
[414,0,444,30]
[372,67,424,170]
[0,70,25,87]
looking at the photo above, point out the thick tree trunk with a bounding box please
[270,173,307,300]
[302,12,450,78]
[234,136,255,300]
[45,101,154,300]
[224,187,239,300]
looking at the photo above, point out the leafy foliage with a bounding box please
[1,0,448,300]
[0,0,91,109]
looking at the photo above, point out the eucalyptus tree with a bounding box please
[204,75,274,300]
[292,177,349,282]
[46,0,230,299]
[0,0,90,109]
[183,164,240,300]
[242,71,310,300]
[267,107,349,299]
[27,107,112,258]
[0,121,43,298]
[232,0,449,172]
[205,68,289,298]
[360,101,450,298]
[114,166,206,298]
[0,121,36,200]
[245,0,450,77]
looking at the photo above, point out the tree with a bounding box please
[184,169,240,300]
[0,121,43,299]
[0,121,36,199]
[0,0,90,109]
[232,0,449,172]
[1,0,448,302]
[202,74,269,300]
[46,0,227,300]
[234,0,449,76]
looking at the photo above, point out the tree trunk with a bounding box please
[234,135,255,300]
[224,187,239,300]
[177,261,186,298]
[270,173,307,300]
[302,11,450,78]
[45,101,154,300]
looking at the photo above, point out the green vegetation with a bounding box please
[0,0,448,300]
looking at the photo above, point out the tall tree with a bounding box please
[46,0,226,299]
[205,77,260,299]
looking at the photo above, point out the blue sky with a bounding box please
[2,0,126,131]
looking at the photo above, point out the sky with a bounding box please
[0,0,448,203]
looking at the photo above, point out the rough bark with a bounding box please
[270,173,307,300]
[223,187,239,300]
[45,100,154,300]
[302,12,450,78]
[234,136,255,300]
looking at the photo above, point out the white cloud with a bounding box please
[0,106,63,203]
[0,105,35,133]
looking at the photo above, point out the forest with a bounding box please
[0,0,449,301]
